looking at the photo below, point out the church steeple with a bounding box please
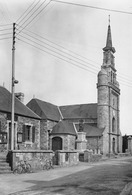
[102,17,116,68]
[103,16,115,54]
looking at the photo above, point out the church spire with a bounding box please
[103,16,116,53]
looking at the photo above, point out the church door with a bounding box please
[52,137,62,151]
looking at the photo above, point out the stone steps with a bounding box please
[0,153,12,174]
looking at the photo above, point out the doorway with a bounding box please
[52,137,62,151]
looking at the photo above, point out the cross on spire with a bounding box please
[103,16,115,53]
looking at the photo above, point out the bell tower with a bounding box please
[97,18,122,155]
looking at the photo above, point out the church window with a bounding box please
[111,71,113,82]
[112,117,116,133]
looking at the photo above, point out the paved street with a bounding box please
[0,157,132,195]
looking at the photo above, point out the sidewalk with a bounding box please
[0,157,132,195]
[0,163,93,195]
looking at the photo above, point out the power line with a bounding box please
[16,37,97,75]
[16,24,100,69]
[0,37,11,40]
[51,0,132,15]
[16,25,132,85]
[16,0,39,23]
[16,29,99,71]
[0,23,12,27]
[18,0,47,27]
[27,1,55,29]
[0,28,12,31]
[17,1,51,34]
[0,32,12,36]
[17,33,98,73]
[16,37,132,88]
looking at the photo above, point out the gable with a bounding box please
[27,98,61,121]
[0,87,40,119]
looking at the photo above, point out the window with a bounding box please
[22,124,35,143]
[0,133,7,144]
[0,121,7,144]
[112,117,116,133]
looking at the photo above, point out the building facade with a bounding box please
[27,23,122,155]
[0,86,40,153]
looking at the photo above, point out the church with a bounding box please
[27,23,122,155]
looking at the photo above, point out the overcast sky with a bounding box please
[0,0,132,135]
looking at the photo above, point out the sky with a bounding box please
[0,0,132,135]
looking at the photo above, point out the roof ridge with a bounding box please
[35,98,58,107]
[59,103,97,107]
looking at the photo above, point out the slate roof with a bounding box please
[51,120,77,136]
[60,103,97,119]
[26,98,61,121]
[75,123,104,137]
[0,86,40,119]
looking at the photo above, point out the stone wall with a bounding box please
[84,150,102,162]
[0,112,40,152]
[56,150,79,166]
[17,116,40,150]
[40,120,57,150]
[10,150,54,170]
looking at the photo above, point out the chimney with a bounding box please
[15,92,24,103]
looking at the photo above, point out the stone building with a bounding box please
[0,86,40,152]
[27,23,122,155]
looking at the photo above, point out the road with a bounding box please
[0,156,132,195]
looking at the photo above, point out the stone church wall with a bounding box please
[40,119,57,150]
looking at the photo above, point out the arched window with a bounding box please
[112,117,116,132]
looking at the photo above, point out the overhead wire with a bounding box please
[16,0,39,23]
[0,37,12,40]
[17,0,51,34]
[18,0,47,26]
[16,23,100,69]
[17,33,98,73]
[16,37,132,88]
[0,32,12,36]
[0,28,12,31]
[16,28,99,71]
[51,0,132,15]
[0,23,12,27]
[15,24,132,86]
[16,37,97,75]
[27,1,56,29]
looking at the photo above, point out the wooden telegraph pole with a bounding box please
[11,23,18,150]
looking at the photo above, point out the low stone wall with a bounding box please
[56,150,79,166]
[81,150,102,162]
[8,150,54,170]
[118,153,131,157]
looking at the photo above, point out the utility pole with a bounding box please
[11,23,18,150]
